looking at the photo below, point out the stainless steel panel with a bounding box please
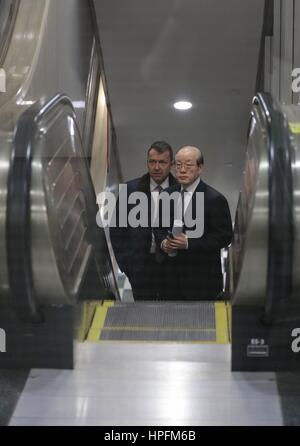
[0,0,50,296]
[230,101,269,305]
[0,0,105,302]
[0,0,19,65]
[231,98,300,311]
[282,105,300,298]
[31,103,93,305]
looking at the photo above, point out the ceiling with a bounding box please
[94,0,264,215]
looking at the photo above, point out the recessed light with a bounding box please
[173,101,193,111]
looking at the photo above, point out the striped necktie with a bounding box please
[150,185,163,254]
[181,189,187,232]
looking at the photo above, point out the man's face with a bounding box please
[175,150,202,187]
[147,149,173,184]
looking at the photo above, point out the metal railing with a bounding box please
[0,0,19,65]
[7,95,76,322]
[7,94,119,323]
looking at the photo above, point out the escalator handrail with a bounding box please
[255,0,273,93]
[6,94,75,323]
[253,92,294,322]
[0,0,20,66]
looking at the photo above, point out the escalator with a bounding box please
[7,94,116,321]
[0,1,120,369]
[230,92,300,371]
[1,3,300,373]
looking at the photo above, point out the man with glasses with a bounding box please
[155,146,233,300]
[110,141,178,300]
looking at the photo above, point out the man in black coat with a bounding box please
[155,146,233,301]
[110,141,178,300]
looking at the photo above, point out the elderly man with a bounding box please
[155,146,233,301]
[110,141,178,300]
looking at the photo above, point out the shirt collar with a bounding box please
[181,177,201,194]
[150,176,169,192]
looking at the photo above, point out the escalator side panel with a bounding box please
[231,95,300,371]
[31,103,94,305]
[265,106,294,322]
[283,106,300,297]
[0,0,50,296]
[230,104,269,305]
[1,1,119,304]
[0,0,20,66]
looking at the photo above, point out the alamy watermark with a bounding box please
[0,68,6,93]
[291,328,300,353]
[0,328,6,353]
[292,68,300,94]
[96,185,204,238]
[292,68,300,93]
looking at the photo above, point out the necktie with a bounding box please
[153,185,163,224]
[150,185,163,254]
[181,189,187,220]
[181,189,187,232]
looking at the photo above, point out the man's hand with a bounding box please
[168,233,188,250]
[161,234,188,253]
[161,238,176,254]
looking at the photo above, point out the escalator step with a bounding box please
[87,301,230,344]
[105,302,215,330]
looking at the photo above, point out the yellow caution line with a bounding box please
[77,302,99,341]
[87,301,115,342]
[101,327,216,332]
[215,302,230,344]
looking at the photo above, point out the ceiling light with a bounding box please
[173,101,193,111]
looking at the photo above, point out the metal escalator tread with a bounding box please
[100,302,216,342]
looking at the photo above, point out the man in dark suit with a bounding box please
[110,141,178,300]
[155,146,233,301]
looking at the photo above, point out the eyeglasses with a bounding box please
[175,162,198,171]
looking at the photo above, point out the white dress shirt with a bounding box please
[181,176,201,215]
[181,177,201,249]
[150,177,169,253]
[160,177,201,255]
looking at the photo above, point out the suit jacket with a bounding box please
[155,180,233,300]
[110,173,178,277]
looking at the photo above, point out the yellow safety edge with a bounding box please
[289,122,300,134]
[87,300,115,342]
[76,301,99,342]
[215,302,230,344]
